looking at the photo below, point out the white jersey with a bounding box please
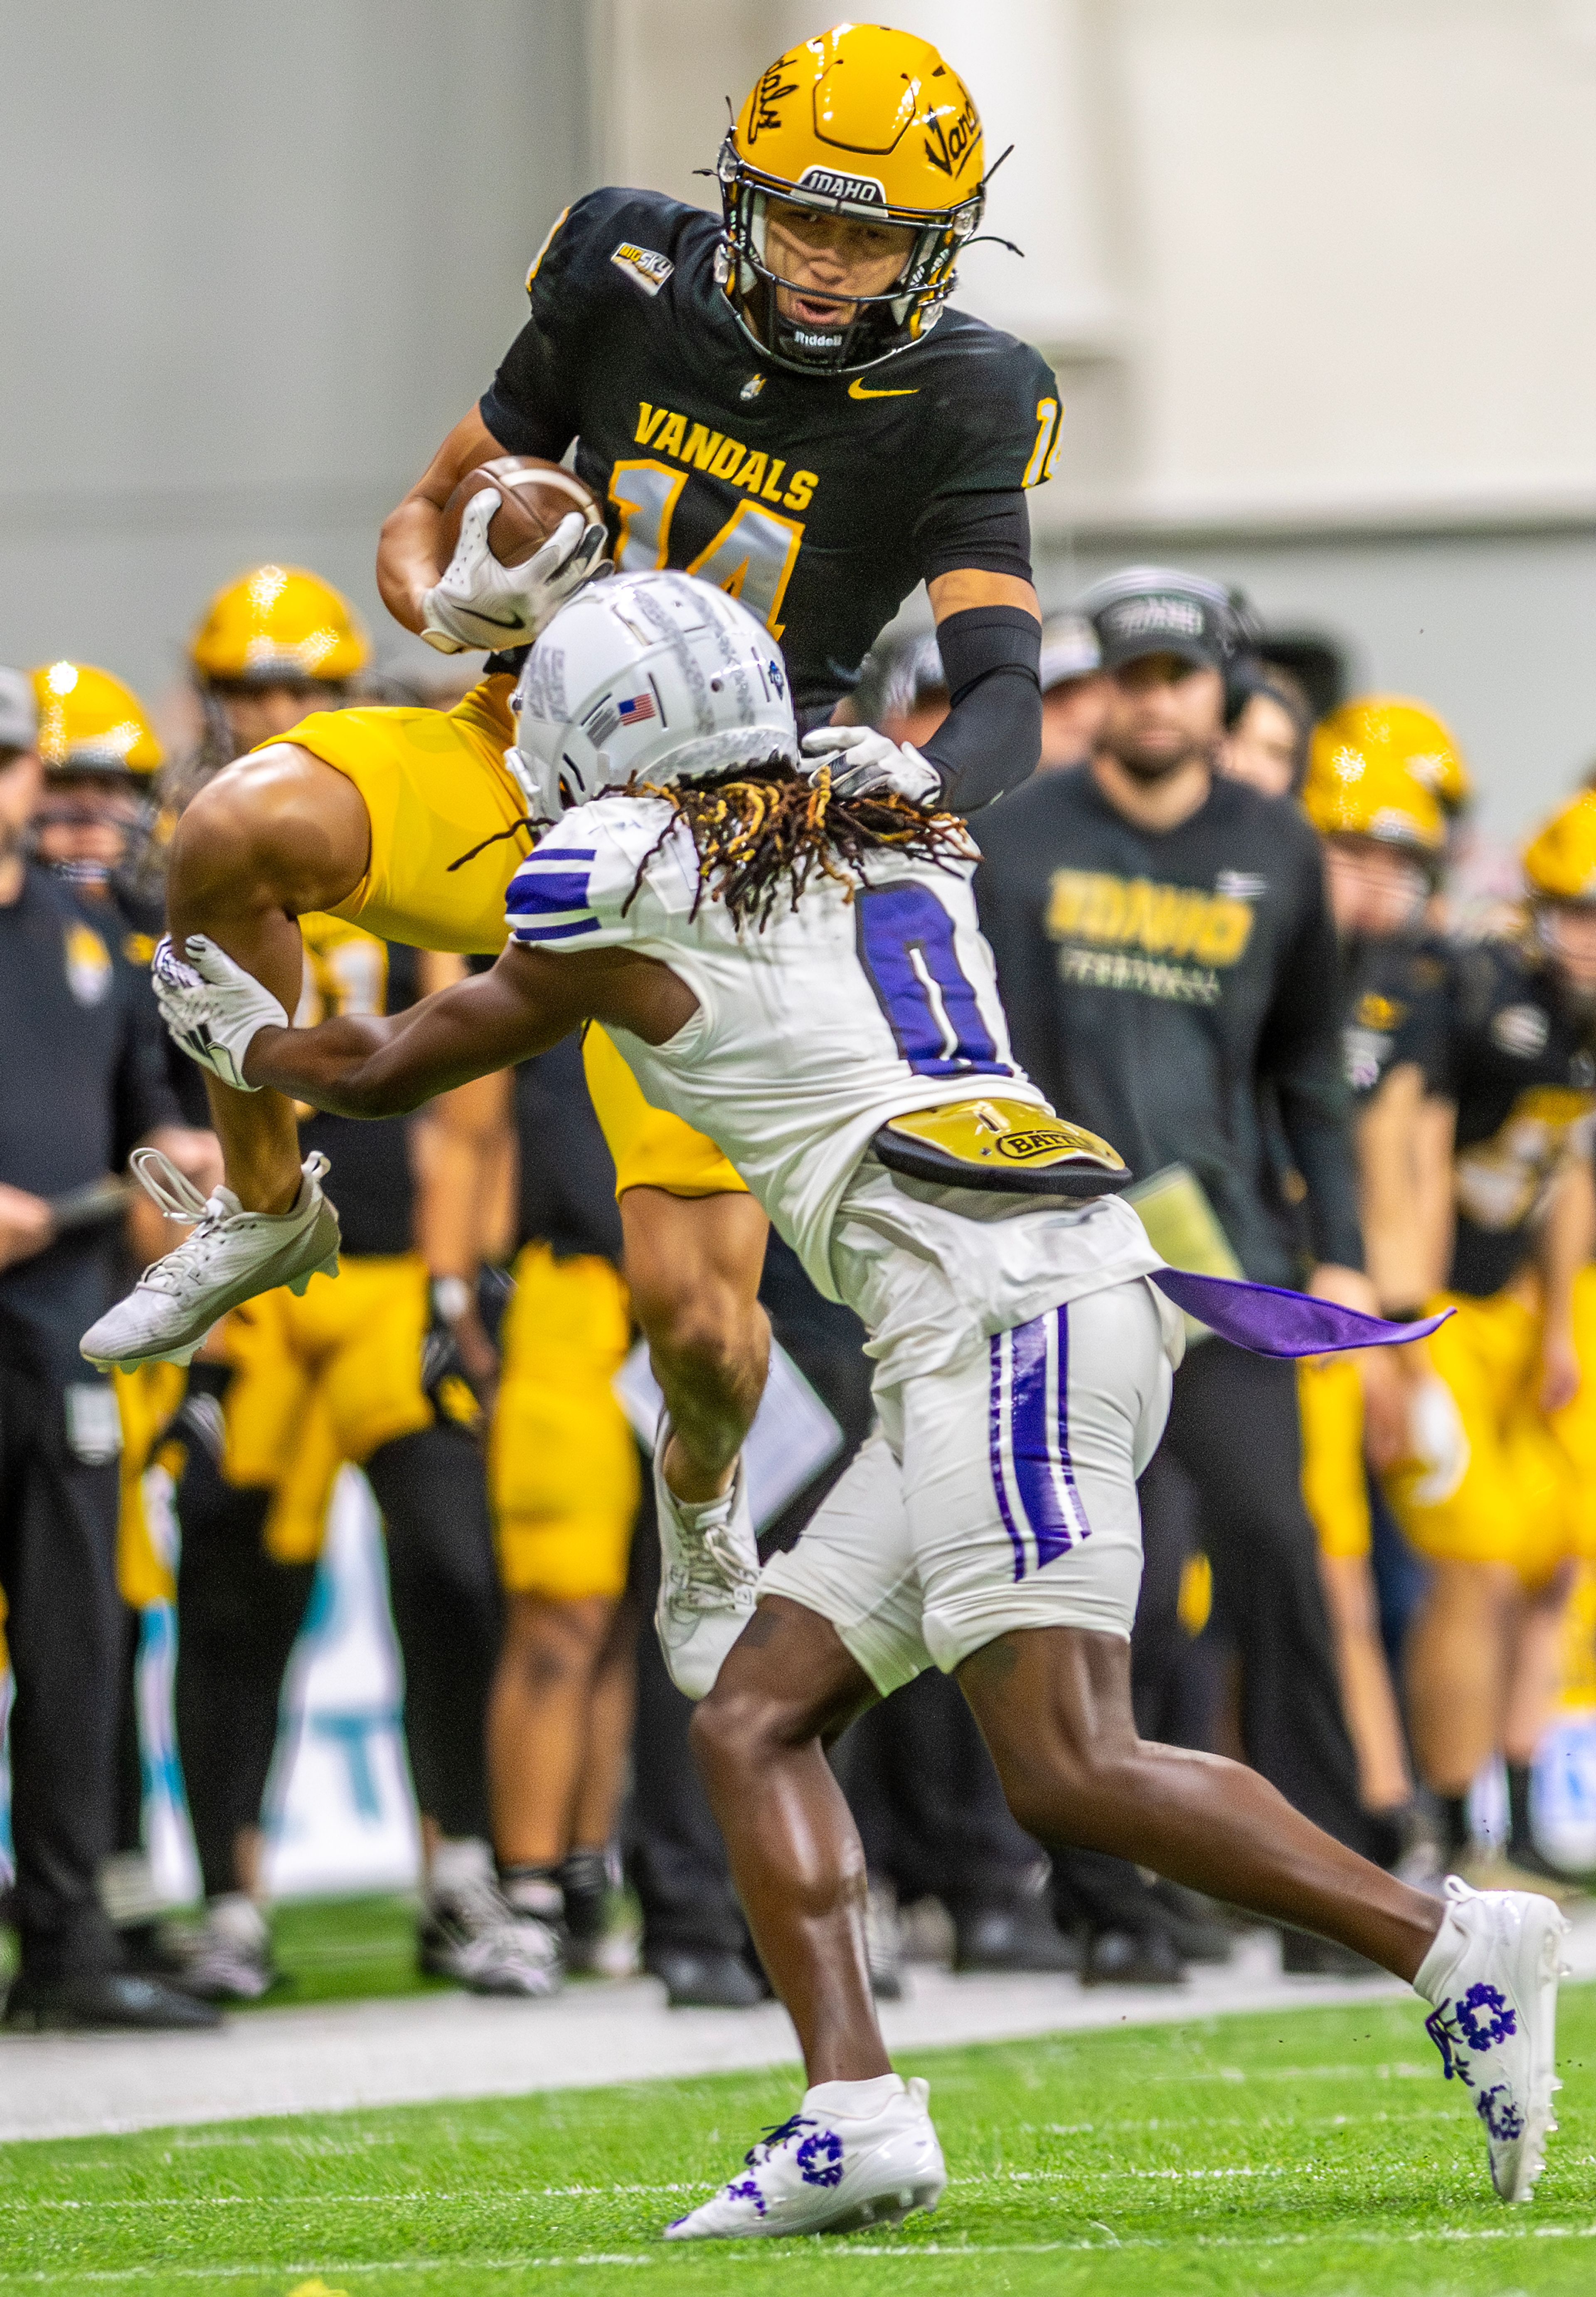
[506,797,1160,1378]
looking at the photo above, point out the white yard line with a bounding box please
[2,1912,1593,2146]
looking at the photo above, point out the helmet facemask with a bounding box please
[715,140,983,376]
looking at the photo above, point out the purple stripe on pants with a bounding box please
[1009,1309,1076,1569]
[988,1330,1028,1582]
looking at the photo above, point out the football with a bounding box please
[436,454,603,570]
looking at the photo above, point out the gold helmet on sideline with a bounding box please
[717,23,990,374]
[1523,789,1596,903]
[1318,695,1469,818]
[190,565,369,686]
[1303,698,1448,859]
[31,661,163,777]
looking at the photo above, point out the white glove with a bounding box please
[800,724,943,807]
[420,495,609,655]
[152,935,290,1093]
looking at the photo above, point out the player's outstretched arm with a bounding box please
[155,934,696,1122]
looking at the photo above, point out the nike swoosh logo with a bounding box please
[848,377,919,400]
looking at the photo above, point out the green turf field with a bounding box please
[4,1984,1595,2297]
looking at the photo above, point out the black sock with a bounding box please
[558,1849,611,1942]
[1506,1763,1534,1857]
[499,1862,564,1924]
[1440,1793,1472,1861]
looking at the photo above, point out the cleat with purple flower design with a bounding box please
[1414,1875,1569,2203]
[663,2074,945,2239]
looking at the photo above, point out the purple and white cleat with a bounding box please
[664,2074,946,2239]
[1415,1874,1571,2203]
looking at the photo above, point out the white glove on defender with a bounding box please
[420,494,609,655]
[801,724,943,807]
[152,935,290,1093]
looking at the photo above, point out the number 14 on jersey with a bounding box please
[609,459,804,641]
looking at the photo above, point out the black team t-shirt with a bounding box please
[479,187,1059,725]
[975,767,1360,1286]
[0,866,179,1379]
[1337,934,1451,1105]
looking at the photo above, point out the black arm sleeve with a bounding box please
[918,604,1042,814]
[1257,854,1364,1271]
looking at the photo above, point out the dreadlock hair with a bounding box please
[622,757,972,933]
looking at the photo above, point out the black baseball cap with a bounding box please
[1079,567,1240,675]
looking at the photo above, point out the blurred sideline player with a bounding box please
[85,26,1056,1677]
[1384,786,1596,1892]
[144,572,540,1999]
[0,668,211,2031]
[1220,661,1311,801]
[1294,702,1465,1836]
[25,662,221,1949]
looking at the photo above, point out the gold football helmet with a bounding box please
[1524,790,1596,903]
[1304,698,1449,859]
[190,565,369,686]
[717,24,992,374]
[1313,712,1451,859]
[31,661,163,777]
[1315,696,1469,819]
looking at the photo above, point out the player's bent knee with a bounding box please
[168,775,268,899]
[169,746,367,923]
[639,1285,756,1376]
[690,1677,798,1782]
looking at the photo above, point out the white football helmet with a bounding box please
[509,571,798,818]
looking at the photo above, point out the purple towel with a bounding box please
[1151,1267,1451,1359]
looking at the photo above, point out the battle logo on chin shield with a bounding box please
[874,1098,1130,1199]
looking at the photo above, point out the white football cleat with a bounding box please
[417,1879,564,1999]
[1415,1875,1571,2202]
[652,1418,759,1700]
[80,1148,340,1371]
[165,1894,278,2003]
[665,2075,946,2240]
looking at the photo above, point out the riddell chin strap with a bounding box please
[1150,1267,1452,1359]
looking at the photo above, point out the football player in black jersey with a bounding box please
[86,25,1055,1664]
[1384,787,1596,1892]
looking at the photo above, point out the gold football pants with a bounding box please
[1383,1271,1596,1588]
[490,1243,640,1601]
[288,681,745,1199]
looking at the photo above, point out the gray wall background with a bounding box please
[4,3,1594,844]
[0,1,590,697]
